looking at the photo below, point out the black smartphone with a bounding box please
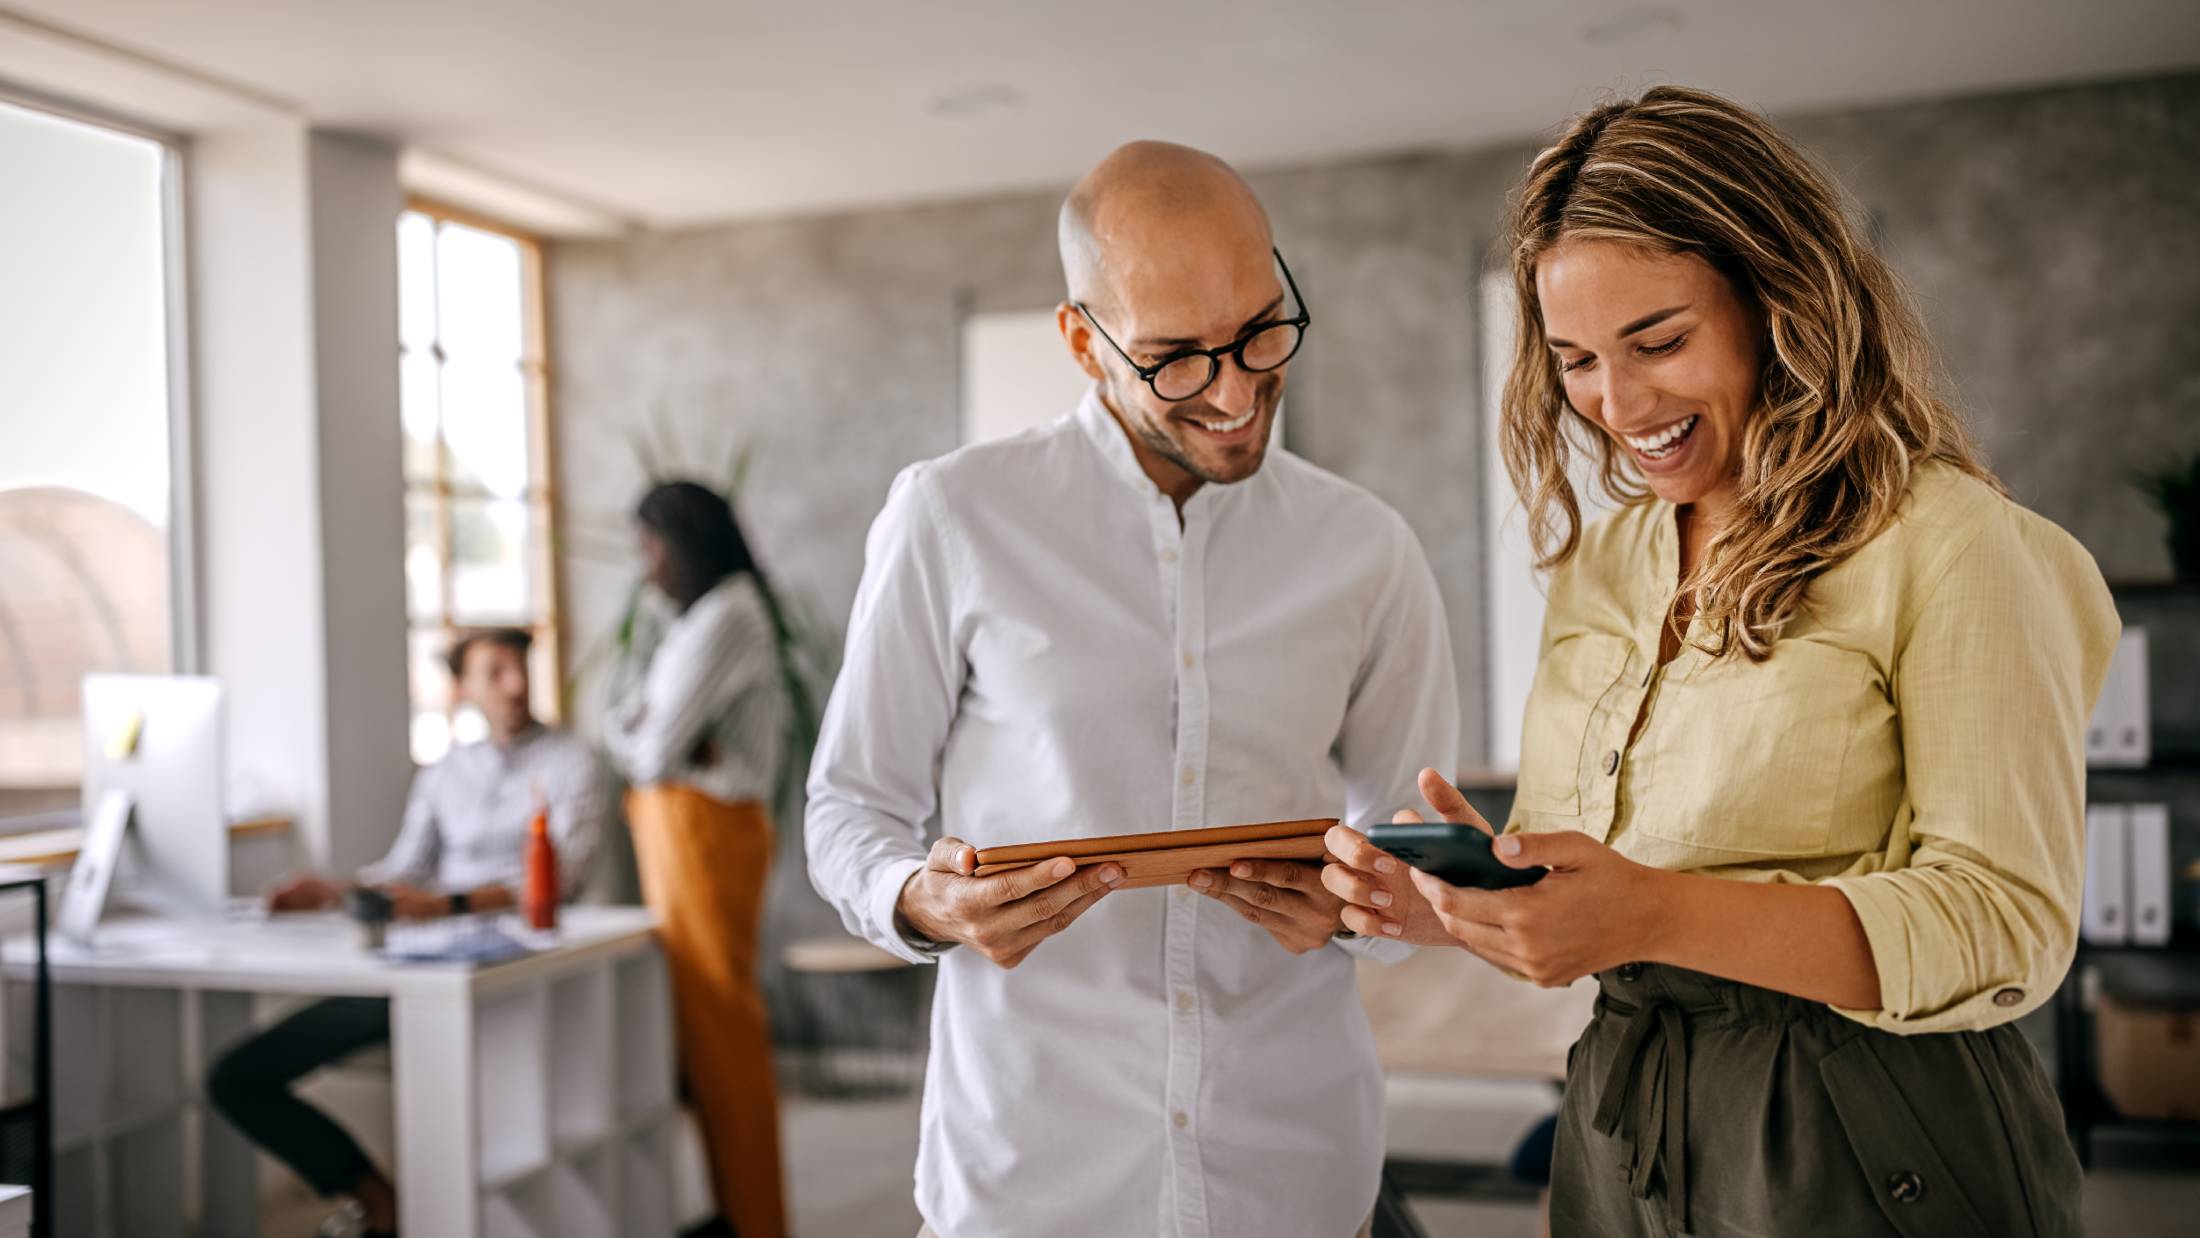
[1363,822,1547,890]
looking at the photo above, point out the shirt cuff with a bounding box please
[1825,874,2037,1034]
[869,855,951,965]
[1331,932,1414,963]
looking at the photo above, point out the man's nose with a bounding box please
[1207,356,1259,414]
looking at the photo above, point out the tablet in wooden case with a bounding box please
[973,818,1338,890]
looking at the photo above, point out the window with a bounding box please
[0,96,180,818]
[397,203,561,765]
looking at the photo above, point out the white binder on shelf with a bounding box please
[2128,803,2172,948]
[2085,629,2149,768]
[2082,804,2130,946]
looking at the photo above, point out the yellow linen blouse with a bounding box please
[1507,462,2119,1033]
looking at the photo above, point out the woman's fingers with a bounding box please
[1417,768,1495,836]
[1341,904,1402,939]
[1320,862,1392,910]
[1324,823,1402,877]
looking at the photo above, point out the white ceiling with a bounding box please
[8,0,2200,232]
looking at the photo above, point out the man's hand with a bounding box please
[1321,768,1493,946]
[266,873,345,913]
[1190,859,1347,955]
[896,836,1123,969]
[380,883,456,921]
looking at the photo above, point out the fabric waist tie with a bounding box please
[1590,993,1691,1235]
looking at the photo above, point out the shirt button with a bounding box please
[1161,548,1179,564]
[1601,749,1620,776]
[1171,1111,1189,1130]
[1181,768,1196,786]
[1176,991,1195,1012]
[1173,885,1191,900]
[1992,987,2025,1008]
[1886,1171,1925,1204]
[1182,652,1196,668]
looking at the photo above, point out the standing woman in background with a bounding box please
[607,480,789,1238]
[1324,87,2118,1236]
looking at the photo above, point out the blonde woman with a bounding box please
[1324,87,2117,1236]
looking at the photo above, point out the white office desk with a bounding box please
[4,906,684,1238]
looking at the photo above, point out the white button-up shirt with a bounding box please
[806,391,1459,1238]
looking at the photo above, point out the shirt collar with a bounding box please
[1073,385,1156,497]
[1070,385,1244,520]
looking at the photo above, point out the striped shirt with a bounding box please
[359,723,607,899]
[605,573,786,806]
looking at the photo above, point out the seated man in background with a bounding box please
[207,626,606,1238]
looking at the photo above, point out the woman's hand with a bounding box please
[1411,829,1670,988]
[1321,768,1494,947]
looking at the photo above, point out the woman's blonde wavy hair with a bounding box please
[1500,85,1998,660]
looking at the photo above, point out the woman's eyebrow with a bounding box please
[1545,304,1692,351]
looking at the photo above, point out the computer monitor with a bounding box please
[76,674,227,922]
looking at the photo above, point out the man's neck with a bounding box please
[1098,392,1203,514]
[488,718,541,750]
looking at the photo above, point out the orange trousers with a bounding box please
[626,786,786,1238]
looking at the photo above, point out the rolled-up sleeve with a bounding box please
[1827,507,2118,1033]
[805,465,967,964]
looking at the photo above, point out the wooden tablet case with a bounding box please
[973,818,1338,890]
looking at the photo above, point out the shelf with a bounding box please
[2106,579,2200,597]
[619,1120,675,1238]
[477,986,552,1190]
[614,952,674,1121]
[2089,746,2200,775]
[550,970,616,1148]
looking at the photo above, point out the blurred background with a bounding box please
[2,2,2198,1236]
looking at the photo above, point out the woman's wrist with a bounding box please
[1627,864,1690,969]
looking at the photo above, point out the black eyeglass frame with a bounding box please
[1073,248,1311,402]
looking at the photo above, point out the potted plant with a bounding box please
[2136,450,2200,583]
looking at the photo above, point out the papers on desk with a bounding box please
[380,917,537,964]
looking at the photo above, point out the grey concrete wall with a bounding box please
[550,71,2200,979]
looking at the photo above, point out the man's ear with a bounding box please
[1057,301,1106,382]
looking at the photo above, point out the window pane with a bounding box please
[408,627,454,766]
[0,100,174,803]
[448,497,545,622]
[397,211,438,353]
[405,493,446,621]
[435,221,524,364]
[440,358,528,498]
[400,347,440,481]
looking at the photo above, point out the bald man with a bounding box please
[806,142,1459,1238]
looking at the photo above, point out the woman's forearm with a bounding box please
[1642,869,1883,1010]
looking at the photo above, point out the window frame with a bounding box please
[398,196,567,755]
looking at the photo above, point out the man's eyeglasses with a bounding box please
[1074,249,1310,402]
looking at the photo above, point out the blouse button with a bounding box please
[1601,749,1620,776]
[1993,987,2025,1008]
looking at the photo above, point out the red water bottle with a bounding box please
[524,809,559,931]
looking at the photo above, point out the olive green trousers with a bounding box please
[1551,963,2083,1238]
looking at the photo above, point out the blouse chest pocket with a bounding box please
[1631,639,1882,860]
[1516,633,1636,815]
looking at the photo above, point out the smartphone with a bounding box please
[1363,821,1547,890]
